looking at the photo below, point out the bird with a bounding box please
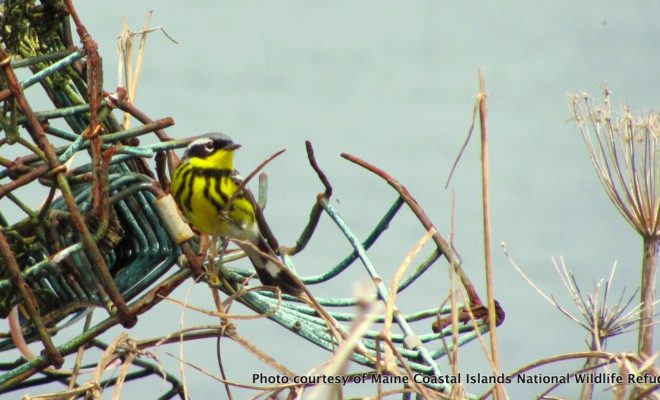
[170,132,302,296]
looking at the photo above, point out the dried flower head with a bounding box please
[571,89,660,238]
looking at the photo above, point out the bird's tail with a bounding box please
[238,236,303,296]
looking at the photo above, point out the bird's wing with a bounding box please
[230,171,280,253]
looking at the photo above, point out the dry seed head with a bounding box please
[571,89,660,238]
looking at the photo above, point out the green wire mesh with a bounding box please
[0,171,179,320]
[0,2,502,398]
[220,194,492,397]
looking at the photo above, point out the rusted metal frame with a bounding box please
[0,231,64,368]
[0,47,136,327]
[114,95,178,187]
[0,267,192,393]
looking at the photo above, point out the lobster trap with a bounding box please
[0,2,503,398]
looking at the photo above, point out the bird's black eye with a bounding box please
[204,141,214,152]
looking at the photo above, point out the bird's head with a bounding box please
[183,132,241,169]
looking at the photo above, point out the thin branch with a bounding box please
[284,140,333,256]
[341,152,483,307]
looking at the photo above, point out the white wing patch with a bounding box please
[264,259,281,277]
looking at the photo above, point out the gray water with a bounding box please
[7,1,660,398]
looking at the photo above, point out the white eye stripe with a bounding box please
[188,138,212,149]
[183,138,216,160]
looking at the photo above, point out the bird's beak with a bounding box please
[226,143,241,151]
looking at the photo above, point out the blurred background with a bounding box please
[8,1,660,398]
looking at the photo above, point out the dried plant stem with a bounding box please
[639,235,659,356]
[173,278,201,400]
[129,12,153,104]
[225,330,296,378]
[478,71,504,400]
[165,352,295,392]
[117,11,154,129]
[22,382,100,400]
[204,236,233,399]
[383,228,435,365]
[449,192,459,359]
[578,339,601,400]
[67,311,94,393]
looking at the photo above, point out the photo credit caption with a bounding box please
[252,372,659,386]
